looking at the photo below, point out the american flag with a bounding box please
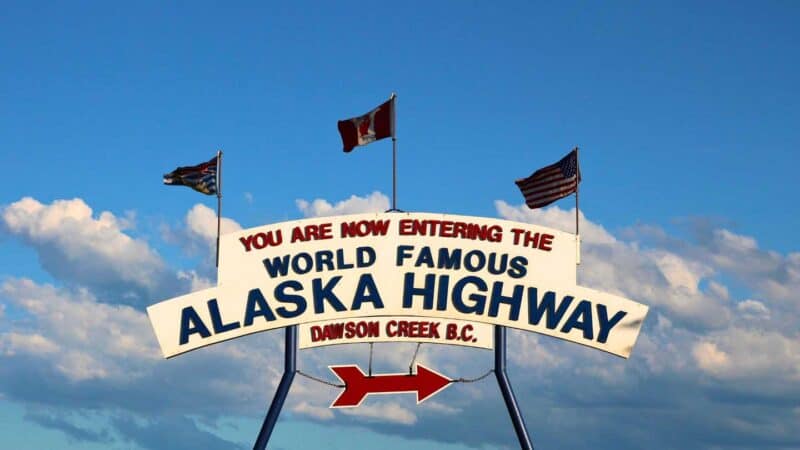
[515,148,581,209]
[163,156,218,195]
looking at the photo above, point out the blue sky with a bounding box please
[1,1,799,449]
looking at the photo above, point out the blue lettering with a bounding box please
[274,280,306,318]
[291,252,313,274]
[452,276,487,315]
[312,276,346,313]
[396,245,414,266]
[315,251,334,272]
[402,272,436,309]
[351,273,384,310]
[335,249,354,269]
[436,274,450,310]
[244,289,276,325]
[437,248,462,270]
[262,255,290,278]
[488,282,523,320]
[487,254,508,275]
[528,289,574,330]
[356,246,376,267]
[415,246,435,268]
[179,306,211,345]
[561,300,593,340]
[508,256,528,279]
[596,304,627,343]
[463,250,486,272]
[208,299,240,334]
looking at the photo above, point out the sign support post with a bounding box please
[494,325,534,450]
[253,325,297,450]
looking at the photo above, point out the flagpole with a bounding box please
[575,146,580,267]
[216,150,223,268]
[391,92,397,211]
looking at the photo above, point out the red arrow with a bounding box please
[329,364,451,408]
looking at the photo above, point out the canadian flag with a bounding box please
[337,95,395,152]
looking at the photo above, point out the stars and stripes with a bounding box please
[515,148,580,209]
[163,156,219,195]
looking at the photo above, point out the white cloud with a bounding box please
[160,204,242,271]
[291,401,334,421]
[296,192,390,217]
[693,329,800,382]
[494,200,616,245]
[184,204,242,246]
[736,299,770,320]
[692,341,730,375]
[176,270,214,292]
[1,197,176,303]
[340,401,417,425]
[1,332,59,356]
[706,280,729,300]
[692,228,800,307]
[653,252,711,294]
[496,201,732,329]
[1,194,799,449]
[508,330,566,370]
[0,278,159,381]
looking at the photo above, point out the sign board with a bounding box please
[147,212,648,358]
[298,316,493,349]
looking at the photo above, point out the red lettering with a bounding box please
[239,235,254,251]
[539,234,553,251]
[318,223,333,239]
[386,320,398,337]
[446,323,458,340]
[399,219,413,235]
[310,326,322,342]
[341,220,391,238]
[240,231,283,251]
[460,324,473,342]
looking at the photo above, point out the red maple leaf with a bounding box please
[358,116,371,137]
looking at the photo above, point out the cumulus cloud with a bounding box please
[25,412,113,444]
[659,222,800,310]
[1,193,799,449]
[692,341,730,375]
[0,278,159,382]
[496,200,732,330]
[162,203,242,258]
[340,401,417,425]
[113,415,245,450]
[184,203,242,246]
[1,332,59,357]
[0,197,181,304]
[694,328,800,383]
[296,191,390,217]
[736,299,770,320]
[291,401,334,421]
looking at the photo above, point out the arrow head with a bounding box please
[415,364,451,403]
[329,365,369,408]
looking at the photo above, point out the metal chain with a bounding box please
[295,368,491,388]
[368,343,374,377]
[295,370,345,388]
[449,369,494,384]
[408,343,422,374]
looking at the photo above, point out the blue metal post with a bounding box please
[253,325,297,450]
[495,325,534,450]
